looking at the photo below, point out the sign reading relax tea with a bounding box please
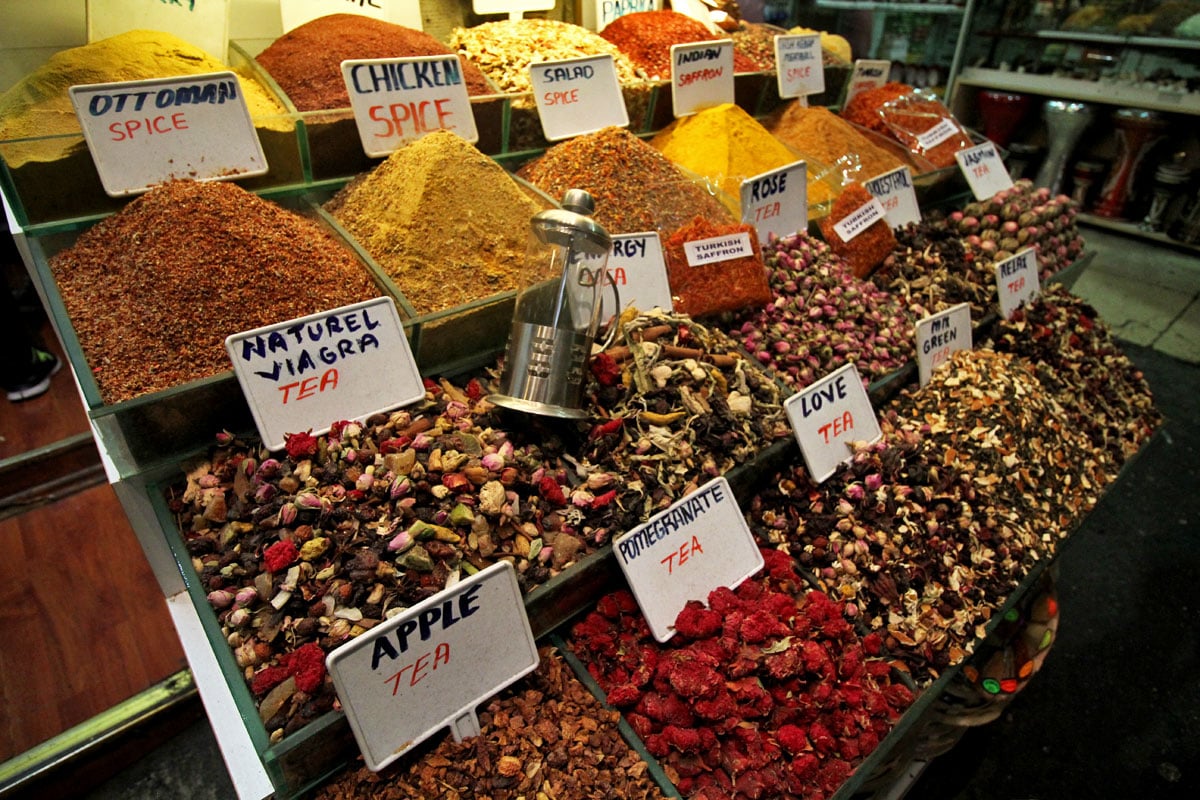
[915,302,972,387]
[671,40,734,117]
[864,166,921,229]
[69,73,267,197]
[785,362,882,483]
[614,477,762,643]
[530,55,628,141]
[326,562,539,772]
[342,55,477,157]
[775,34,824,98]
[956,140,1013,200]
[226,297,424,452]
[741,160,808,241]
[995,247,1040,319]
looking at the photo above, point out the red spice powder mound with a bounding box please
[840,81,913,134]
[818,183,896,279]
[256,13,491,111]
[664,217,771,317]
[601,10,759,80]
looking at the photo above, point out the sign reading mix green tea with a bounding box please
[740,160,808,241]
[68,73,266,197]
[956,140,1013,200]
[784,362,882,483]
[995,247,1040,319]
[326,562,539,771]
[671,40,734,117]
[864,166,921,229]
[614,477,762,643]
[775,34,824,98]
[594,232,672,320]
[225,297,424,452]
[844,59,890,103]
[530,55,628,141]
[281,0,422,33]
[915,302,972,387]
[341,55,477,157]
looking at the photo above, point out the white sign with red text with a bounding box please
[530,55,628,141]
[956,140,1014,200]
[785,362,882,483]
[671,40,734,117]
[915,302,972,387]
[864,166,921,229]
[741,160,808,240]
[995,248,1040,319]
[586,232,672,321]
[775,34,824,98]
[844,59,891,103]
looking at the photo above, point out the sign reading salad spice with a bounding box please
[844,59,891,103]
[915,302,972,387]
[326,562,539,772]
[784,362,882,483]
[530,55,628,141]
[595,232,672,320]
[775,34,824,99]
[614,477,762,643]
[864,166,921,229]
[671,40,734,117]
[341,55,477,157]
[226,297,424,452]
[281,0,423,33]
[741,160,808,241]
[995,247,1040,319]
[956,140,1013,200]
[68,73,267,197]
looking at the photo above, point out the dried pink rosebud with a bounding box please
[227,608,250,627]
[235,587,259,606]
[355,473,374,492]
[254,483,277,504]
[864,473,883,491]
[481,452,505,471]
[387,530,414,553]
[215,430,234,446]
[257,459,281,479]
[278,503,297,527]
[207,590,235,609]
[390,476,411,499]
[294,492,323,510]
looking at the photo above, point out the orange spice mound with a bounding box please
[840,82,913,134]
[818,183,896,279]
[766,103,908,181]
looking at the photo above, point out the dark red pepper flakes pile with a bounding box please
[600,10,760,80]
[568,549,914,800]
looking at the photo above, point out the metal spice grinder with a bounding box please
[489,189,612,418]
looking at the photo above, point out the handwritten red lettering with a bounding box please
[108,112,189,142]
[385,642,451,695]
[278,368,339,404]
[816,410,855,443]
[659,535,704,574]
[368,98,454,138]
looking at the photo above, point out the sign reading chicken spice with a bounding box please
[670,40,734,117]
[326,561,539,771]
[995,247,1040,319]
[740,160,808,241]
[226,297,424,452]
[784,362,882,482]
[613,477,762,642]
[915,302,972,387]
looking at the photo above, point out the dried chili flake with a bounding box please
[665,217,771,317]
[817,183,896,278]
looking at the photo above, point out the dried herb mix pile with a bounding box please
[50,180,378,404]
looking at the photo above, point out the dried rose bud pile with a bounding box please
[569,551,915,800]
[721,231,923,390]
[313,647,667,800]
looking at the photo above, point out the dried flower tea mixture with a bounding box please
[874,214,994,320]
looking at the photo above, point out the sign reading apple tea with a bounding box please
[326,562,539,772]
[342,55,477,157]
[671,40,734,117]
[995,247,1040,319]
[68,72,267,197]
[915,302,972,387]
[613,477,762,643]
[784,362,882,483]
[741,160,808,241]
[530,55,628,141]
[226,297,424,452]
[956,140,1013,200]
[775,34,824,99]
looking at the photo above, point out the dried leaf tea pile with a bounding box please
[874,216,996,321]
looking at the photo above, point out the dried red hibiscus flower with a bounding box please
[262,539,298,573]
[284,430,319,459]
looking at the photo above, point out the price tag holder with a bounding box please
[775,34,824,99]
[832,196,887,242]
[68,73,267,197]
[614,477,762,643]
[342,55,477,157]
[530,55,628,141]
[88,0,229,62]
[844,59,891,104]
[955,140,1013,201]
[995,247,1040,319]
[327,562,539,772]
[594,232,672,320]
[671,40,734,117]
[915,302,972,387]
[281,0,423,32]
[784,362,882,483]
[581,0,663,33]
[741,160,807,241]
[225,297,424,452]
[864,166,921,229]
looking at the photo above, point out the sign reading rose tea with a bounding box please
[68,73,267,197]
[784,362,882,483]
[915,302,972,387]
[342,55,477,157]
[671,40,734,117]
[326,562,539,771]
[864,166,921,229]
[995,247,1040,319]
[741,160,808,241]
[613,477,762,643]
[226,297,424,452]
[775,34,824,98]
[281,0,423,33]
[530,55,628,141]
[956,140,1013,200]
[590,232,672,321]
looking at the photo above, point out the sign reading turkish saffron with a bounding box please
[281,0,423,33]
[741,160,808,241]
[784,362,882,483]
[995,247,1040,320]
[341,55,477,157]
[670,40,734,117]
[915,302,972,387]
[225,297,424,452]
[956,140,1013,200]
[832,196,887,242]
[775,34,824,98]
[326,562,539,772]
[844,59,891,104]
[613,477,762,643]
[864,166,921,229]
[68,73,267,197]
[530,55,628,141]
[595,232,672,321]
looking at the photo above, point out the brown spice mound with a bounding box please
[256,14,491,111]
[765,103,911,180]
[50,180,378,404]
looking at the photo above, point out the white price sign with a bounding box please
[69,73,267,197]
[775,34,824,98]
[327,562,539,772]
[581,0,662,33]
[741,160,808,241]
[671,40,734,117]
[785,362,882,483]
[864,166,921,229]
[594,232,672,320]
[281,0,423,32]
[613,477,762,643]
[530,55,628,141]
[844,59,890,103]
[995,248,1040,319]
[915,302,972,387]
[342,55,477,157]
[225,297,425,452]
[956,140,1013,201]
[88,0,229,62]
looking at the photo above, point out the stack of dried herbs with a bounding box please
[872,216,996,321]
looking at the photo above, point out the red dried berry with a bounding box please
[776,723,808,754]
[605,683,642,708]
[263,539,298,573]
[674,601,723,639]
[284,431,319,459]
[464,377,484,400]
[589,351,622,386]
[250,665,290,696]
[538,475,566,505]
[280,642,327,693]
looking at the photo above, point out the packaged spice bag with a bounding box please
[817,183,896,278]
[877,89,973,169]
[664,217,771,317]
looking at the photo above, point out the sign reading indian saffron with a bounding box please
[341,55,477,157]
[326,562,539,772]
[784,362,882,483]
[530,55,628,141]
[68,72,267,196]
[915,302,972,387]
[613,477,762,643]
[225,297,424,452]
[670,40,734,117]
